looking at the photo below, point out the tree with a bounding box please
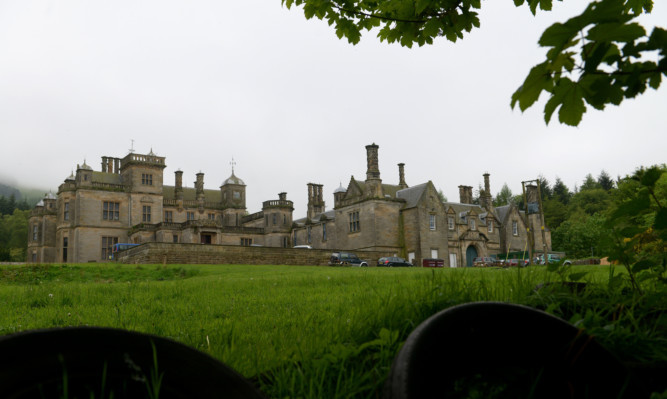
[552,177,572,204]
[552,213,606,258]
[437,189,448,202]
[581,173,602,191]
[538,175,552,199]
[493,183,513,207]
[283,0,666,126]
[568,187,610,216]
[598,170,615,191]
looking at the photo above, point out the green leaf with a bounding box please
[588,22,646,43]
[568,271,589,282]
[543,78,586,126]
[654,208,667,230]
[547,263,560,273]
[511,62,552,111]
[415,0,431,15]
[632,260,653,273]
[640,166,662,187]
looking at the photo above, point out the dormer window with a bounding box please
[488,220,493,233]
[448,216,455,230]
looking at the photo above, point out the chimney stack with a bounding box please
[195,173,204,201]
[398,163,408,189]
[482,173,493,210]
[364,143,383,198]
[175,170,183,200]
[307,183,325,219]
[366,143,380,181]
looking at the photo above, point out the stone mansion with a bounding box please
[28,145,551,266]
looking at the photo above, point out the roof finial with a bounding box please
[230,157,236,174]
[129,139,135,154]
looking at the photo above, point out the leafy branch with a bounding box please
[282,0,665,126]
[511,0,666,126]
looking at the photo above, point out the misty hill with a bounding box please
[0,183,21,199]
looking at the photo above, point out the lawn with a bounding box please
[1,263,665,398]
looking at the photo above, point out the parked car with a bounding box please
[506,258,529,267]
[377,257,413,267]
[537,254,572,266]
[472,257,495,267]
[293,245,312,249]
[328,252,368,267]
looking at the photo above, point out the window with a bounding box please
[273,214,277,225]
[293,231,297,246]
[233,191,240,200]
[64,202,69,221]
[141,173,153,185]
[241,238,252,246]
[63,237,68,262]
[283,215,287,225]
[142,206,151,222]
[512,221,518,236]
[103,202,120,221]
[208,213,215,221]
[448,216,455,230]
[431,249,439,259]
[164,211,173,223]
[307,226,311,243]
[488,220,493,233]
[429,214,436,230]
[101,236,118,260]
[470,218,476,230]
[172,235,178,243]
[283,237,288,248]
[322,223,327,241]
[32,225,38,241]
[265,215,269,226]
[187,211,195,221]
[349,211,360,232]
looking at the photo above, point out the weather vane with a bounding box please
[129,139,135,154]
[230,158,236,174]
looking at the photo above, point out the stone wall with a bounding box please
[118,242,389,266]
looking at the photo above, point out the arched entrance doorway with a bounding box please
[466,245,478,267]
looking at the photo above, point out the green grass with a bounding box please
[1,263,665,398]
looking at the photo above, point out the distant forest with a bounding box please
[0,183,48,261]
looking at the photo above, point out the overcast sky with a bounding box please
[1,1,665,216]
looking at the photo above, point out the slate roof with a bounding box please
[396,183,428,209]
[495,205,511,223]
[293,209,336,226]
[92,172,122,185]
[163,186,223,202]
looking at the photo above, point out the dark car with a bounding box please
[506,258,529,267]
[329,252,368,267]
[377,256,413,267]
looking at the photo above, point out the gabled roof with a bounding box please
[495,205,512,224]
[396,183,428,209]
